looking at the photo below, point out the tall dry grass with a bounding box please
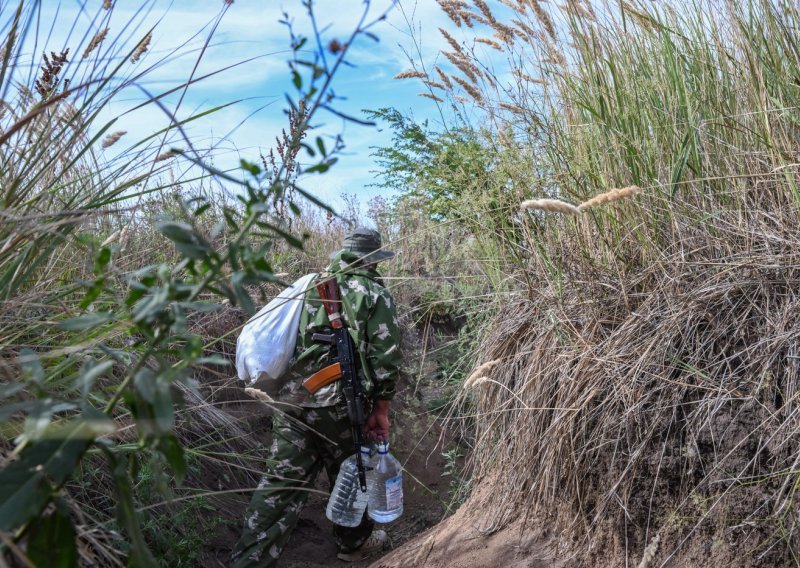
[408,0,800,564]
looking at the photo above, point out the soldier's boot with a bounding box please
[336,529,388,562]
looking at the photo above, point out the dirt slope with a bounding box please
[369,489,560,568]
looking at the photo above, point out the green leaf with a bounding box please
[292,69,302,90]
[57,312,114,331]
[27,498,78,568]
[0,422,93,531]
[133,369,156,404]
[103,451,157,567]
[157,221,212,260]
[193,202,211,217]
[157,435,186,485]
[20,349,44,385]
[76,360,113,399]
[240,159,261,177]
[79,278,105,310]
[316,136,326,157]
[195,355,231,367]
[94,247,112,274]
[0,382,25,399]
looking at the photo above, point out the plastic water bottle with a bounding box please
[367,442,403,523]
[326,447,372,527]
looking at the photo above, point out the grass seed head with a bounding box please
[435,66,454,89]
[476,37,504,51]
[83,28,109,59]
[394,70,426,80]
[101,130,127,149]
[419,92,444,103]
[577,185,641,211]
[521,198,580,215]
[131,32,151,63]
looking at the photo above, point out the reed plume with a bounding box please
[131,32,151,63]
[520,198,580,215]
[83,28,109,58]
[394,70,426,80]
[101,130,127,149]
[577,185,641,211]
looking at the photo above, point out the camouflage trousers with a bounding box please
[230,402,373,567]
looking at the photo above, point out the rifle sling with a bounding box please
[302,362,342,394]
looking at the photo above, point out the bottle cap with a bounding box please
[360,446,371,454]
[377,442,389,454]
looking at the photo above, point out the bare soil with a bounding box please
[200,380,456,568]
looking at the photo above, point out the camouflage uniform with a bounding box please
[232,247,401,567]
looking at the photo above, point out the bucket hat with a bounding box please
[334,227,395,263]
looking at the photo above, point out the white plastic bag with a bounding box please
[236,273,318,389]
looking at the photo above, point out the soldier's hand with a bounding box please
[365,400,390,441]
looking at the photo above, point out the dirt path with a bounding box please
[204,386,454,567]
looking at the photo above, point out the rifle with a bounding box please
[307,276,369,492]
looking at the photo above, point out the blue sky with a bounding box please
[14,0,469,211]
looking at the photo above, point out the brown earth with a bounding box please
[199,379,457,568]
[369,486,560,568]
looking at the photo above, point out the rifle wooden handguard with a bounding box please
[303,362,342,394]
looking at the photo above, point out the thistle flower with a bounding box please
[577,185,641,211]
[101,130,127,149]
[103,0,113,8]
[521,198,580,215]
[83,27,109,59]
[394,70,426,80]
[131,32,151,63]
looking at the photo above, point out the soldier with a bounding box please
[231,228,401,566]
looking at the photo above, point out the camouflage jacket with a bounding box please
[274,250,401,408]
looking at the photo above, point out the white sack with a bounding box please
[236,273,318,388]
